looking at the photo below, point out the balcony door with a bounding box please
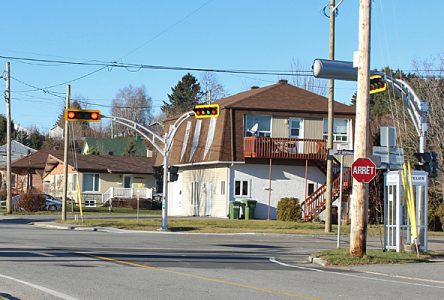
[289,118,304,153]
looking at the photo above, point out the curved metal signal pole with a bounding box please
[102,111,194,230]
[383,76,428,154]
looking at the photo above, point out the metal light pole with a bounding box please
[103,111,194,231]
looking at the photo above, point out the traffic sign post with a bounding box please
[351,157,377,183]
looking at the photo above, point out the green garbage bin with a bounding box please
[242,199,257,220]
[229,201,241,219]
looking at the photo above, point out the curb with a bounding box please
[308,255,328,267]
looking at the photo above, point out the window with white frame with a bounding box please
[323,118,349,142]
[244,115,271,137]
[234,180,249,197]
[220,180,226,195]
[82,173,100,192]
[71,174,77,191]
[289,118,303,138]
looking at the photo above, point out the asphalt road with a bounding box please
[1,215,444,300]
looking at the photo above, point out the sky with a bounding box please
[1,0,443,132]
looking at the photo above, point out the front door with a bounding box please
[123,175,132,188]
[289,118,304,153]
[191,181,200,216]
[205,182,213,216]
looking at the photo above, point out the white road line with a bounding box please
[269,257,444,289]
[31,251,55,257]
[0,273,78,300]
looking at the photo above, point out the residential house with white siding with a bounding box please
[159,80,355,220]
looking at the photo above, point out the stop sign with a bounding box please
[351,157,377,183]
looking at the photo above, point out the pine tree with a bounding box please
[161,73,202,117]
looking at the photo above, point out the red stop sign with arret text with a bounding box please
[351,157,377,183]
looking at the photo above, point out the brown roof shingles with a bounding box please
[157,81,355,166]
[46,153,154,176]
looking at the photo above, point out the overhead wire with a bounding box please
[0,54,311,76]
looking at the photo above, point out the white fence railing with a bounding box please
[101,187,153,204]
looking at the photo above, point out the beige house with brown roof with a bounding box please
[158,80,355,220]
[43,153,156,206]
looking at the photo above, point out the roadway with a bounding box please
[1,215,444,299]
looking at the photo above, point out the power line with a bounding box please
[9,76,65,99]
[0,54,312,77]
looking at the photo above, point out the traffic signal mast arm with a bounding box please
[383,75,428,152]
[101,115,166,155]
[313,59,428,153]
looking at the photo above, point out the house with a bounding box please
[81,137,152,157]
[0,141,38,192]
[42,153,156,207]
[2,150,57,194]
[48,125,64,139]
[0,140,37,165]
[158,80,355,220]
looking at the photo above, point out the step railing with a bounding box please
[301,168,352,221]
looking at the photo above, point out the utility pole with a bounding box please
[5,62,12,214]
[325,0,336,232]
[350,0,371,258]
[62,85,71,221]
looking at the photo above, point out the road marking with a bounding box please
[87,253,320,300]
[362,270,444,285]
[269,257,444,289]
[0,273,78,300]
[31,251,55,257]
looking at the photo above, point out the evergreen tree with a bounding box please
[161,73,202,117]
[28,128,45,150]
[0,114,16,145]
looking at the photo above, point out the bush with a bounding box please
[277,197,302,221]
[18,193,46,212]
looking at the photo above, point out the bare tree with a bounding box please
[112,85,153,136]
[200,72,228,102]
[291,59,327,96]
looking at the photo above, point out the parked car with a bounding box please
[42,194,62,211]
[0,193,62,211]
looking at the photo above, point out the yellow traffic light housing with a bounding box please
[193,104,220,119]
[64,109,101,122]
[369,75,387,94]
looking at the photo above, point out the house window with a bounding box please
[83,173,100,192]
[234,180,249,197]
[289,118,303,138]
[307,183,315,196]
[323,119,349,142]
[245,115,271,137]
[72,174,77,191]
[123,175,132,188]
[84,199,96,207]
[220,181,226,195]
[11,175,16,188]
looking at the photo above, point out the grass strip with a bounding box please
[314,248,432,266]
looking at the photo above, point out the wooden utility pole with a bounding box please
[350,0,371,258]
[5,62,12,214]
[62,85,71,221]
[325,0,336,233]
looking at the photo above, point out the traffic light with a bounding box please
[430,151,439,178]
[414,151,439,178]
[193,104,220,119]
[369,75,387,94]
[64,109,101,122]
[169,166,179,182]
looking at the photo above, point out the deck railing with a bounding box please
[244,137,327,159]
